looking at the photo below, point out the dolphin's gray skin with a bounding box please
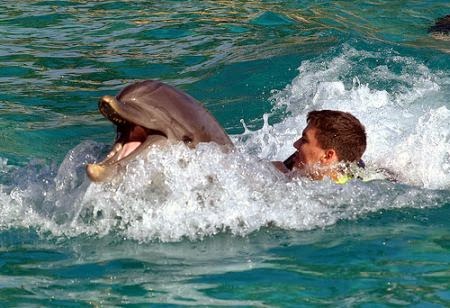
[86,80,233,182]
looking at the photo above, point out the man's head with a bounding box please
[292,110,366,178]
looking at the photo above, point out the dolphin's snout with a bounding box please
[99,95,117,105]
[99,95,128,126]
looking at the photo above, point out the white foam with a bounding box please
[0,44,448,242]
[0,139,447,242]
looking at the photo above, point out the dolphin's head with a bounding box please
[86,80,233,182]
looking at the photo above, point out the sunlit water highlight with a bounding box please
[0,0,449,306]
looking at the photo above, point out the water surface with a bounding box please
[0,0,449,306]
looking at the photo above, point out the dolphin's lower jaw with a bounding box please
[86,163,118,182]
[86,135,168,182]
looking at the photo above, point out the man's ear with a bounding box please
[321,149,338,164]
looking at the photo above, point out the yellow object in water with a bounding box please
[334,174,352,185]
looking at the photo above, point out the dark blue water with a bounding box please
[0,1,449,305]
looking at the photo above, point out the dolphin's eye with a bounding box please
[182,135,193,144]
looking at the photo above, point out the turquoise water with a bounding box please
[1,0,449,306]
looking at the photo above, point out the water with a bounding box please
[0,1,449,306]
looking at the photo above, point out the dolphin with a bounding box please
[86,80,233,182]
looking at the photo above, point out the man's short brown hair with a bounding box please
[307,110,366,162]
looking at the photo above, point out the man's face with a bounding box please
[292,124,327,171]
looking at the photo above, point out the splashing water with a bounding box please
[268,44,450,189]
[0,45,449,243]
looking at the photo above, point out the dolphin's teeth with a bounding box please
[113,143,122,154]
[107,143,122,158]
[112,117,126,125]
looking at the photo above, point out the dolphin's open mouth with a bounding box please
[86,97,167,182]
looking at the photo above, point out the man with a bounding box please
[273,110,367,183]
